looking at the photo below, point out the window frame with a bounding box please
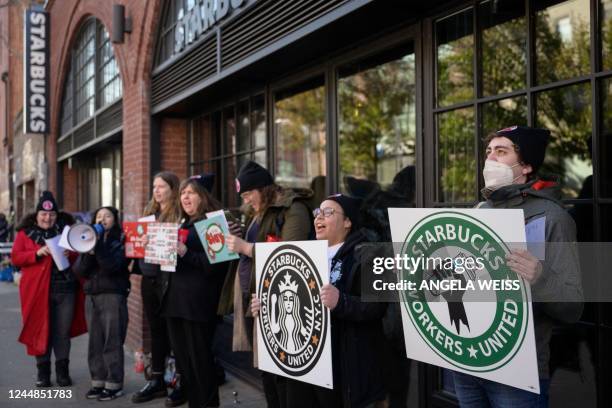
[59,18,123,139]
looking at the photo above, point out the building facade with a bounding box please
[6,0,612,406]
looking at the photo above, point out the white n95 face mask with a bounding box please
[483,160,521,190]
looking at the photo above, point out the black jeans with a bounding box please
[85,294,128,390]
[166,317,218,408]
[36,292,75,364]
[141,276,171,374]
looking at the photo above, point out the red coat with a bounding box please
[11,230,87,356]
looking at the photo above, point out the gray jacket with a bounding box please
[480,179,583,379]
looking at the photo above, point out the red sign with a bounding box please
[123,222,148,258]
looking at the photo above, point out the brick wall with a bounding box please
[160,118,189,180]
[62,162,78,212]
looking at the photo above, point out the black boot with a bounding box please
[132,373,167,403]
[35,362,52,387]
[55,359,72,387]
[165,375,186,407]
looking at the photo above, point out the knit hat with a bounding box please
[236,161,274,193]
[494,126,550,174]
[190,173,215,193]
[36,191,58,213]
[325,194,362,231]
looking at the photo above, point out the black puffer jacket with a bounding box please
[73,234,130,296]
[331,230,387,408]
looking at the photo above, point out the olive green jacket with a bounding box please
[217,188,313,352]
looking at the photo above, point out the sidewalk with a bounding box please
[0,282,267,407]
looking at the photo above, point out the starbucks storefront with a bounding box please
[150,0,612,406]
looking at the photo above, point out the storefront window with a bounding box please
[274,78,326,189]
[480,0,526,96]
[191,95,267,208]
[73,145,121,212]
[601,77,612,197]
[60,19,123,137]
[337,44,416,197]
[98,27,122,107]
[481,96,528,135]
[535,0,591,85]
[603,0,612,70]
[437,107,476,203]
[535,83,592,198]
[75,22,96,124]
[436,8,474,106]
[60,65,73,136]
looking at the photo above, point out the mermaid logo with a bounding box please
[258,244,327,376]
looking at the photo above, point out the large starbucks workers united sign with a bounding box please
[389,209,540,393]
[256,240,333,389]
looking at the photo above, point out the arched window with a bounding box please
[58,19,122,159]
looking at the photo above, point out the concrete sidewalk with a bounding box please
[0,282,266,407]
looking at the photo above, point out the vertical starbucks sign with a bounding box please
[24,7,49,134]
[389,209,539,393]
[256,240,333,389]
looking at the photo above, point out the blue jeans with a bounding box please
[452,371,550,408]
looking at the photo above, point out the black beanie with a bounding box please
[494,126,550,173]
[36,191,58,213]
[190,173,215,193]
[325,194,362,231]
[236,161,274,193]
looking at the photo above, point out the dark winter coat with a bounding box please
[73,233,130,296]
[330,230,387,408]
[160,217,229,323]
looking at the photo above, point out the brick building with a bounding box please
[5,0,612,406]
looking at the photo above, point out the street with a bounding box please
[0,282,266,407]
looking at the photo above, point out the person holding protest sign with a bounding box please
[132,171,184,406]
[73,206,130,400]
[11,191,87,388]
[222,160,313,408]
[160,174,229,408]
[452,126,583,407]
[250,194,387,407]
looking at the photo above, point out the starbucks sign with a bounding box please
[255,240,333,389]
[389,209,540,393]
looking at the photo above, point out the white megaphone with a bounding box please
[65,223,104,253]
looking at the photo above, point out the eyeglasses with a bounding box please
[313,207,344,218]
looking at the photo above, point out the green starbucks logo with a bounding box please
[399,211,529,372]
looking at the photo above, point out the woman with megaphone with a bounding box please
[11,191,87,388]
[159,174,229,408]
[73,206,130,401]
[131,171,185,406]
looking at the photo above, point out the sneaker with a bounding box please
[85,387,104,399]
[98,388,124,401]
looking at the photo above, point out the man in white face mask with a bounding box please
[452,125,583,408]
[482,125,544,194]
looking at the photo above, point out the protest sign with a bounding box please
[144,222,179,272]
[194,215,239,264]
[123,222,148,258]
[388,208,539,393]
[255,240,333,389]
